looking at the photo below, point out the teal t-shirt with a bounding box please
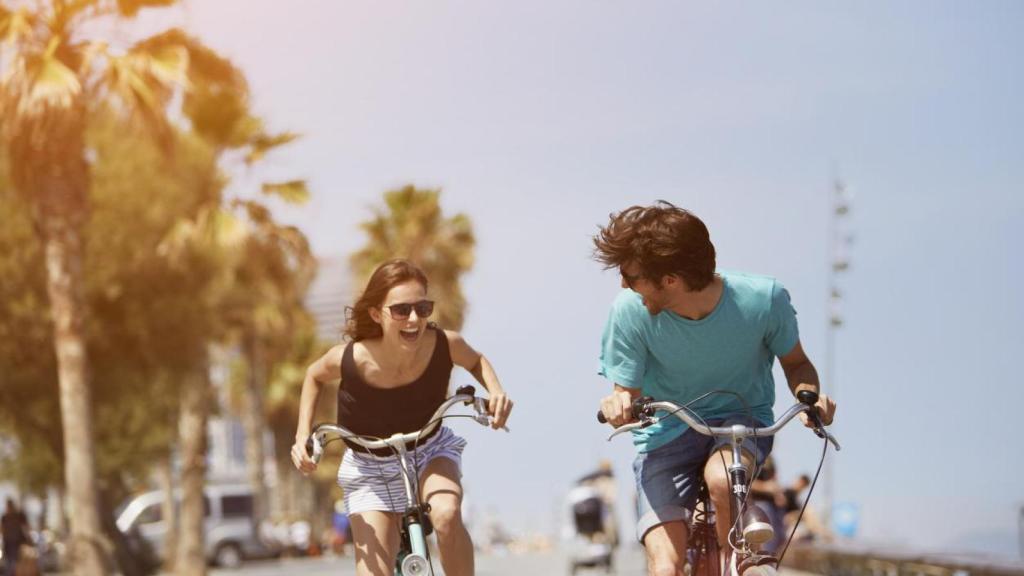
[598,270,799,452]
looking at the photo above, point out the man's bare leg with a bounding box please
[704,447,756,568]
[642,521,688,576]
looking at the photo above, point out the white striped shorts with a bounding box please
[337,426,467,515]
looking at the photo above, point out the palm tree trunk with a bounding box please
[272,425,296,519]
[43,222,112,576]
[176,363,210,576]
[159,455,179,572]
[242,333,269,529]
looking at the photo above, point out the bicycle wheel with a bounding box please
[688,524,721,576]
[690,488,721,576]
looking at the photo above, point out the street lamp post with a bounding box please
[824,179,852,534]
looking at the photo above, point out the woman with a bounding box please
[291,259,512,576]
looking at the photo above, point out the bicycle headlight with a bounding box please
[401,553,429,575]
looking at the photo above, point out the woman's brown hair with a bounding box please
[344,259,429,341]
[593,201,716,291]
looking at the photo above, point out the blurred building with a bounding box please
[304,255,349,345]
[207,254,348,482]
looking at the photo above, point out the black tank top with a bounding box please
[336,326,453,443]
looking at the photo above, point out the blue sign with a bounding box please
[832,501,860,537]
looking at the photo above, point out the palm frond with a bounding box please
[135,28,244,89]
[106,51,167,113]
[350,185,476,329]
[244,131,300,165]
[132,29,254,149]
[0,7,34,46]
[261,180,308,204]
[75,40,107,79]
[7,38,83,118]
[115,0,179,18]
[232,199,273,226]
[140,44,189,87]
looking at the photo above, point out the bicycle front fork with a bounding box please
[728,465,780,575]
[728,464,748,533]
[396,505,432,576]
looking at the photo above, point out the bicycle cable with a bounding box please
[665,389,761,553]
[406,412,482,576]
[408,413,479,576]
[655,399,743,553]
[319,413,479,576]
[774,430,829,567]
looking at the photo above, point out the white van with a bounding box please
[115,484,276,568]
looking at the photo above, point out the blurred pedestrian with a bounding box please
[577,459,619,548]
[330,499,351,557]
[749,456,786,553]
[2,499,30,576]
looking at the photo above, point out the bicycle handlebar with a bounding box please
[305,385,506,463]
[598,390,840,450]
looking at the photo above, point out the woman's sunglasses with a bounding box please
[383,300,435,320]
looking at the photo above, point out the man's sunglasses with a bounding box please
[383,300,435,320]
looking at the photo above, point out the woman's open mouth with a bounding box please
[399,328,420,343]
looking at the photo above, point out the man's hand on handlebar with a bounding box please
[599,385,640,427]
[795,384,836,428]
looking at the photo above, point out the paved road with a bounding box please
[210,548,643,576]
[210,547,816,576]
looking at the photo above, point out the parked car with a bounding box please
[116,484,278,568]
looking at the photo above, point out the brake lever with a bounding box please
[305,431,325,464]
[472,397,510,432]
[805,409,842,451]
[606,415,657,441]
[821,428,841,451]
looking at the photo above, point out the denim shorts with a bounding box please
[633,416,773,543]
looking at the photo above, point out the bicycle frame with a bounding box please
[603,390,840,576]
[306,385,505,576]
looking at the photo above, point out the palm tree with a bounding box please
[0,4,249,575]
[226,198,316,533]
[351,185,476,330]
[160,134,309,576]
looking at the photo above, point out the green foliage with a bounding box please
[0,188,63,492]
[351,185,475,330]
[0,0,317,510]
[0,112,223,490]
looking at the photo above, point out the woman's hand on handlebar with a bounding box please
[290,438,317,476]
[599,386,638,427]
[487,388,513,429]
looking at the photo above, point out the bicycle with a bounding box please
[598,390,840,576]
[305,384,507,576]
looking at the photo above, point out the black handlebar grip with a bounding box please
[456,384,476,398]
[796,390,825,430]
[305,436,314,458]
[632,396,654,419]
[597,410,608,424]
[796,389,819,406]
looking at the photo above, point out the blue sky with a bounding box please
[158,0,1024,558]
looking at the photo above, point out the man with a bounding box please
[593,201,835,576]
